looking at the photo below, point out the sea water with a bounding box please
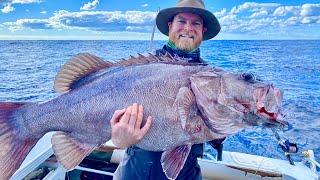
[0,40,319,163]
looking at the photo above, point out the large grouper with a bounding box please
[0,53,288,179]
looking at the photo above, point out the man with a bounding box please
[111,0,221,179]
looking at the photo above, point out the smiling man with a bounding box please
[168,12,206,52]
[111,0,221,179]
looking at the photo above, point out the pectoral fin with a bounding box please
[177,87,195,127]
[161,144,192,180]
[176,87,202,134]
[51,132,96,170]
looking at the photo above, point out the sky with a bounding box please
[0,0,319,40]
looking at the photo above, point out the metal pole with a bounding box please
[149,7,160,52]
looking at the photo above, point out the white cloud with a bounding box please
[126,26,145,31]
[216,2,320,34]
[3,10,157,32]
[50,10,156,25]
[214,8,227,18]
[250,10,268,18]
[11,0,42,4]
[273,6,286,16]
[284,16,299,26]
[1,3,14,13]
[1,0,42,13]
[80,0,100,11]
[1,0,42,5]
[301,16,320,24]
[40,10,46,14]
[230,2,280,14]
[2,2,320,39]
[142,4,148,7]
[3,18,51,31]
[300,4,320,17]
[273,6,300,16]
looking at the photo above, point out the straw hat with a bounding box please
[156,0,221,40]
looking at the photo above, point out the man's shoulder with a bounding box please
[155,45,168,57]
[199,58,207,63]
[155,45,206,64]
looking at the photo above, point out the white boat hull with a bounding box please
[10,133,319,180]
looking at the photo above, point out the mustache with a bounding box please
[168,31,203,51]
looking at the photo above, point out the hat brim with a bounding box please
[156,7,221,40]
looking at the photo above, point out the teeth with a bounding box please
[180,35,193,38]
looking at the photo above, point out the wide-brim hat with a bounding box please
[156,0,221,40]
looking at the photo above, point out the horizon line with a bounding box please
[0,39,319,41]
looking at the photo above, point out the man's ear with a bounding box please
[168,22,172,29]
[203,27,207,33]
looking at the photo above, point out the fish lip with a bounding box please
[257,107,288,129]
[253,85,287,128]
[258,107,276,119]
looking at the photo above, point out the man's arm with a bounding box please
[110,103,152,148]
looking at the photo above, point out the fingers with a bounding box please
[110,104,152,148]
[140,116,152,137]
[135,105,144,129]
[110,108,126,127]
[120,105,132,124]
[128,103,138,127]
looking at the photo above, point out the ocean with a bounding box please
[0,40,319,163]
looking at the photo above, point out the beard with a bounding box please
[168,31,203,52]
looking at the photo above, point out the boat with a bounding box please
[10,132,319,180]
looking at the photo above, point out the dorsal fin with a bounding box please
[54,53,113,93]
[115,52,205,67]
[54,52,207,94]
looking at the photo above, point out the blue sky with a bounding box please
[0,0,319,40]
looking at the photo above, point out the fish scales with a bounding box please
[15,64,210,150]
[0,53,287,179]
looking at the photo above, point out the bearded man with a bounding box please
[111,0,222,179]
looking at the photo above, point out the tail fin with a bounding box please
[0,102,39,179]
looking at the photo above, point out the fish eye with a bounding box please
[240,72,256,83]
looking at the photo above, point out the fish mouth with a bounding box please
[258,107,277,120]
[257,107,288,129]
[253,85,288,129]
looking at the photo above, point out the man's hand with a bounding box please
[110,103,152,148]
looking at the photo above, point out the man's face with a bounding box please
[168,12,207,52]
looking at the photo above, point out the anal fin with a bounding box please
[51,132,95,170]
[161,144,192,180]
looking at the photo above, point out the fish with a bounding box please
[0,53,288,180]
